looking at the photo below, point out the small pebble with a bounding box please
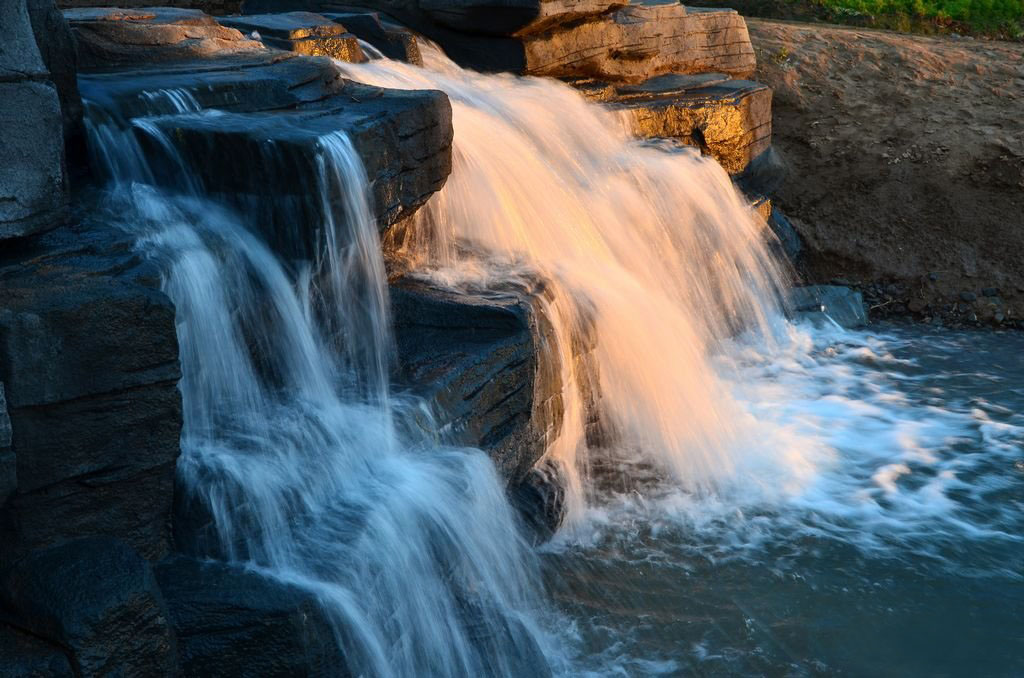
[928,272,940,281]
[982,287,999,297]
[960,291,977,302]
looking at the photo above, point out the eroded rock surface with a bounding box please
[65,7,265,68]
[219,11,366,61]
[0,220,182,561]
[0,0,67,240]
[0,537,179,676]
[0,625,73,678]
[156,556,346,678]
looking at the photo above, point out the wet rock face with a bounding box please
[390,274,597,488]
[0,0,67,241]
[155,556,347,677]
[0,221,182,561]
[0,537,179,676]
[27,0,83,146]
[219,11,366,61]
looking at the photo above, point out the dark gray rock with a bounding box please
[509,460,566,544]
[0,0,67,240]
[0,624,73,678]
[0,384,13,508]
[790,285,868,328]
[960,290,978,303]
[65,7,265,69]
[0,219,181,561]
[156,556,346,677]
[218,11,365,62]
[767,206,802,264]
[27,0,83,144]
[390,274,597,487]
[0,537,178,677]
[137,77,452,244]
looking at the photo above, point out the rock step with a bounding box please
[79,52,452,244]
[64,7,266,68]
[0,220,182,563]
[390,272,600,490]
[219,11,366,62]
[575,74,772,176]
[314,1,756,81]
[320,10,423,64]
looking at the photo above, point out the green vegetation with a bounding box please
[687,0,1024,40]
[821,0,1024,36]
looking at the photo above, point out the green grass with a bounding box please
[820,0,1024,35]
[686,0,1024,39]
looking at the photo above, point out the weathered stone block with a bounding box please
[65,6,264,68]
[578,74,772,175]
[321,10,423,64]
[156,556,346,677]
[219,11,366,62]
[0,222,181,560]
[0,537,178,677]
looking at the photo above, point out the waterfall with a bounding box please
[335,47,791,522]
[84,91,558,677]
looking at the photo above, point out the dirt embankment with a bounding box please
[748,19,1024,325]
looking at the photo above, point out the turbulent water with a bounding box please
[85,89,557,677]
[336,47,1024,676]
[78,36,1024,677]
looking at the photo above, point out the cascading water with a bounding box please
[77,38,1024,676]
[335,46,792,522]
[83,90,559,677]
[335,46,1024,676]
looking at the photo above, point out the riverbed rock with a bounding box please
[0,219,182,561]
[65,7,265,68]
[790,285,867,328]
[0,537,178,676]
[0,625,73,678]
[0,0,67,241]
[219,11,366,61]
[155,556,346,677]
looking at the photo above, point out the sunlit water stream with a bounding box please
[76,36,1024,676]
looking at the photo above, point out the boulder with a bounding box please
[64,7,265,68]
[0,0,67,240]
[0,537,178,677]
[0,625,73,678]
[576,73,772,176]
[0,220,182,561]
[790,285,867,328]
[155,556,346,677]
[218,11,366,62]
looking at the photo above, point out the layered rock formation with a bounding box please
[0,0,68,240]
[0,2,783,673]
